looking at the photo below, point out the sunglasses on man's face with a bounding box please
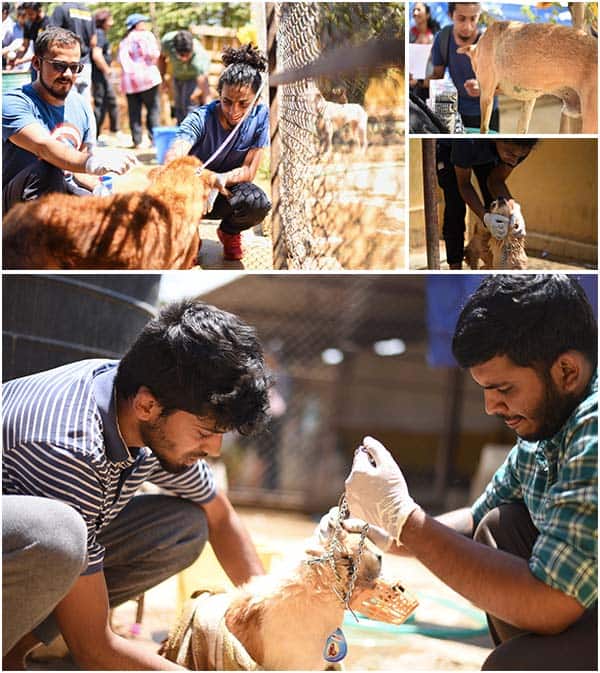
[38,57,84,74]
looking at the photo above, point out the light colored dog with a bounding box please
[323,101,369,151]
[457,21,597,133]
[161,539,383,670]
[464,197,528,270]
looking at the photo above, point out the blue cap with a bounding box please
[125,13,149,31]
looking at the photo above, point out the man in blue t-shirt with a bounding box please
[165,44,271,262]
[2,26,137,214]
[429,2,499,131]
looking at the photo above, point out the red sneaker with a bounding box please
[217,228,243,261]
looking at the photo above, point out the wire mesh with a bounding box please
[273,2,405,270]
[203,275,490,514]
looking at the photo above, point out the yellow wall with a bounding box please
[409,139,598,261]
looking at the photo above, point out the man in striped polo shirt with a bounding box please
[3,299,270,669]
[341,275,597,670]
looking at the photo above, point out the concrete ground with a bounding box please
[28,507,493,671]
[409,240,593,270]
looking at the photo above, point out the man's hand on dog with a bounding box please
[344,436,419,545]
[85,149,139,176]
[509,200,526,238]
[316,505,393,552]
[483,212,510,240]
[464,78,480,97]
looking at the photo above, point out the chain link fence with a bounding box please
[270,3,405,270]
[200,275,504,515]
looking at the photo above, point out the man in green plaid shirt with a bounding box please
[342,275,597,670]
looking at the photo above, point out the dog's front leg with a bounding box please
[580,87,598,133]
[476,74,497,133]
[516,99,536,134]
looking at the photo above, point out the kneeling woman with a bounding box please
[166,43,270,261]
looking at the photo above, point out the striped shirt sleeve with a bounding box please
[3,441,107,574]
[147,459,216,504]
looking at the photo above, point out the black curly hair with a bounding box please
[452,275,597,370]
[218,43,267,94]
[116,299,271,436]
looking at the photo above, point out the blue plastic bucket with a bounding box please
[2,70,31,90]
[153,126,179,164]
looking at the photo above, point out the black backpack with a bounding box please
[409,92,450,134]
[425,24,453,78]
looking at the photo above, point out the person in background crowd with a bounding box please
[118,13,162,149]
[91,8,125,146]
[410,2,440,43]
[3,5,32,71]
[409,2,441,100]
[159,29,211,125]
[427,2,499,131]
[49,2,96,104]
[10,2,50,76]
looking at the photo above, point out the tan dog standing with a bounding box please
[457,21,598,133]
[464,197,528,270]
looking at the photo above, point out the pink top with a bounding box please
[118,29,162,94]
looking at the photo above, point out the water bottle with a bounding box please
[93,175,113,196]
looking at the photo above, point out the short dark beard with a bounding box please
[38,69,71,101]
[519,370,580,442]
[139,416,189,475]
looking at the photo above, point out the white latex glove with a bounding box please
[85,149,138,176]
[509,201,526,238]
[344,436,418,545]
[483,212,510,240]
[207,172,229,211]
[315,506,393,552]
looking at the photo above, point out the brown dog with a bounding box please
[3,156,221,270]
[457,21,598,133]
[464,197,528,270]
[161,539,385,670]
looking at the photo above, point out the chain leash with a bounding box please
[306,493,370,621]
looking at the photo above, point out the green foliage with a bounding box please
[318,2,404,48]
[87,2,250,44]
[316,2,404,105]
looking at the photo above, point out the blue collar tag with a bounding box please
[323,627,348,663]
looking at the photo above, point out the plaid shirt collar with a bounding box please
[537,369,598,460]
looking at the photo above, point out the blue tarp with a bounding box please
[410,2,576,30]
[426,275,598,367]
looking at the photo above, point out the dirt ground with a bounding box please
[28,507,493,671]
